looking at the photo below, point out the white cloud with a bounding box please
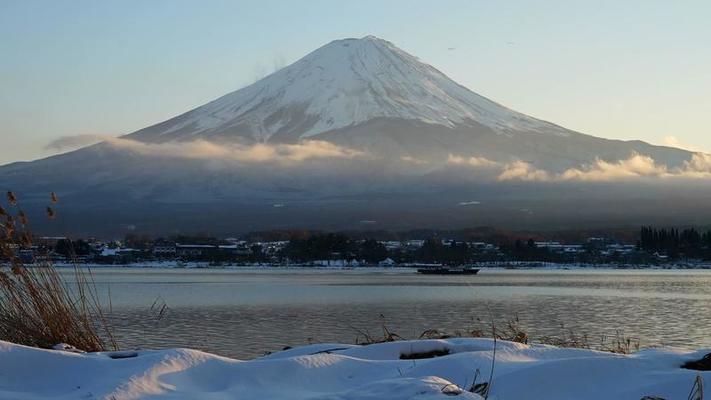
[663,135,683,148]
[685,153,711,171]
[46,135,711,182]
[557,152,711,181]
[400,155,429,165]
[448,153,675,183]
[663,135,705,152]
[45,134,115,150]
[447,154,500,168]
[99,137,364,164]
[677,153,711,179]
[496,152,711,182]
[458,201,481,206]
[559,153,669,181]
[497,161,551,181]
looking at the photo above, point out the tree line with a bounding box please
[639,226,711,258]
[282,234,388,263]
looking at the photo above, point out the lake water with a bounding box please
[67,267,711,359]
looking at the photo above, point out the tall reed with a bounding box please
[0,191,116,352]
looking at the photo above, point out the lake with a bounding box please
[66,267,711,359]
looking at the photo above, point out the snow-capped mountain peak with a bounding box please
[132,35,564,143]
[1,37,700,235]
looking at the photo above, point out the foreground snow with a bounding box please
[0,338,708,399]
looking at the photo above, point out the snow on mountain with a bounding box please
[0,35,704,236]
[131,36,566,143]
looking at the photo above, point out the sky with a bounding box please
[1,0,710,165]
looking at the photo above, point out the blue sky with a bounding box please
[1,0,710,164]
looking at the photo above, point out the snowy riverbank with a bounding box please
[1,338,708,399]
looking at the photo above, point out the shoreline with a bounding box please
[33,261,711,271]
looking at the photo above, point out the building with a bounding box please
[255,241,289,255]
[175,244,217,258]
[535,241,585,254]
[35,236,67,247]
[153,241,177,257]
[405,240,425,249]
[380,241,402,251]
[604,244,637,256]
[218,244,252,256]
[469,242,498,251]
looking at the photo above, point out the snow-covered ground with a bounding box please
[1,338,708,399]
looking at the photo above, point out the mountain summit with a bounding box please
[0,36,705,235]
[130,36,565,144]
[126,35,688,170]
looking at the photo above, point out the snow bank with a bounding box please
[0,338,708,399]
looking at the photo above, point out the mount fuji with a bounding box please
[124,35,689,170]
[1,36,708,236]
[131,36,565,143]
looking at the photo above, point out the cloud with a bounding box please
[447,154,500,168]
[45,134,114,151]
[447,153,687,182]
[678,153,711,179]
[400,155,429,165]
[685,153,711,171]
[497,161,550,181]
[101,137,364,164]
[559,153,669,181]
[558,152,711,181]
[458,200,480,206]
[663,135,706,152]
[496,153,711,182]
[45,135,711,182]
[663,135,683,148]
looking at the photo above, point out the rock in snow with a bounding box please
[1,338,709,399]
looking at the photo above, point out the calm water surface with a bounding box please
[65,268,711,359]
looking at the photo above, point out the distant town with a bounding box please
[5,227,711,268]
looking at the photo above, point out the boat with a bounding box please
[417,266,480,275]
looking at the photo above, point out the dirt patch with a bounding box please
[400,348,450,360]
[682,353,711,370]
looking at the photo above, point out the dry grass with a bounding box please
[538,325,591,349]
[352,315,529,346]
[0,191,116,352]
[352,315,640,354]
[352,314,405,345]
[600,330,640,354]
[539,325,639,354]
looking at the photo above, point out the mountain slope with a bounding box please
[0,35,707,235]
[125,35,690,170]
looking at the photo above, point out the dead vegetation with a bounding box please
[0,191,116,352]
[352,314,640,355]
[351,314,405,345]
